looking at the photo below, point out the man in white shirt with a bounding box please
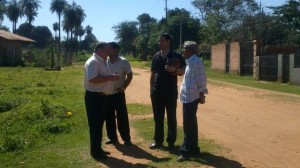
[84,42,119,160]
[177,41,208,162]
[105,42,133,146]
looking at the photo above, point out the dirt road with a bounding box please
[124,68,300,168]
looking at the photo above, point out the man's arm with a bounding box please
[123,72,133,90]
[150,71,155,89]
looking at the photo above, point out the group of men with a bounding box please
[83,33,208,162]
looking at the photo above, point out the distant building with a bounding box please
[0,30,35,66]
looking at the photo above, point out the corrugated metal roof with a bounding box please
[0,30,36,42]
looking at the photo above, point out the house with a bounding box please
[0,30,35,66]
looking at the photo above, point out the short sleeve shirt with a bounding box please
[83,53,113,94]
[107,56,132,94]
[151,50,186,95]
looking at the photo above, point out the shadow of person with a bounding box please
[99,157,155,168]
[114,144,171,163]
[194,152,245,168]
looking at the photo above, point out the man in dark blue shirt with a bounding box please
[149,33,186,150]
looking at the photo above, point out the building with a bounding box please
[0,30,35,66]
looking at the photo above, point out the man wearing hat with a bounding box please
[177,41,208,162]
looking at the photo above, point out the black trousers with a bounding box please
[150,90,177,145]
[105,92,131,142]
[85,91,107,155]
[180,98,200,158]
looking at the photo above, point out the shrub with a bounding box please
[0,97,29,113]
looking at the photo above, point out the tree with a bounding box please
[6,0,22,33]
[113,21,139,56]
[75,25,85,42]
[166,8,201,50]
[85,25,92,35]
[63,1,85,40]
[0,0,6,25]
[81,25,97,51]
[50,0,67,54]
[19,0,41,25]
[135,13,157,60]
[270,0,300,45]
[16,22,33,38]
[62,1,85,65]
[53,22,59,38]
[31,26,52,48]
[192,0,259,44]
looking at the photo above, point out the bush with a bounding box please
[0,135,27,153]
[0,97,29,113]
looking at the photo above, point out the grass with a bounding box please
[0,65,226,167]
[132,117,237,168]
[1,58,298,167]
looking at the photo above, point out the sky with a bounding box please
[2,0,287,42]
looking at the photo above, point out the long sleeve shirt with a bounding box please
[180,54,208,103]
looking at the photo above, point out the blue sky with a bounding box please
[2,0,286,42]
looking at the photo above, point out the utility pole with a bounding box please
[260,1,263,55]
[180,19,182,51]
[165,0,168,32]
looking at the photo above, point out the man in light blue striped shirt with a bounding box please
[177,41,208,162]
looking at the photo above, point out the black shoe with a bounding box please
[91,153,108,160]
[105,139,119,145]
[191,150,201,158]
[100,149,111,155]
[149,143,162,149]
[167,143,175,150]
[124,140,133,146]
[177,155,190,162]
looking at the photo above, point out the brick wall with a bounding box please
[211,44,226,72]
[229,42,240,73]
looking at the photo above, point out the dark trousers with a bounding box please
[106,92,131,142]
[85,91,107,155]
[150,90,177,145]
[180,98,200,158]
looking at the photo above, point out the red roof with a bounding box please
[0,30,36,42]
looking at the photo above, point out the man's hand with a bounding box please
[199,92,205,104]
[165,65,176,73]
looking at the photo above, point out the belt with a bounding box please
[86,90,107,96]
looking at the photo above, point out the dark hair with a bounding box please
[108,42,120,51]
[160,32,173,41]
[94,42,108,52]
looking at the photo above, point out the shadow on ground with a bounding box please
[99,144,170,168]
[194,152,245,168]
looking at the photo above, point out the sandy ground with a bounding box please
[98,68,300,168]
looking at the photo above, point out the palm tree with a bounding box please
[75,25,84,42]
[53,22,59,38]
[85,25,93,35]
[50,0,67,54]
[63,1,85,40]
[6,0,22,33]
[19,0,41,25]
[62,2,85,65]
[0,0,7,25]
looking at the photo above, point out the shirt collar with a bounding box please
[107,56,120,63]
[186,54,197,64]
[93,53,105,63]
